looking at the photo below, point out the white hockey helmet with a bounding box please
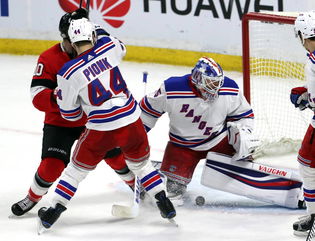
[294,11,315,44]
[191,57,224,102]
[68,18,95,44]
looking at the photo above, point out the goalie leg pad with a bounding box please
[201,152,303,208]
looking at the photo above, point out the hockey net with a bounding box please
[242,12,312,158]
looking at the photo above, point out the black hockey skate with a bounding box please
[155,190,176,219]
[293,214,315,236]
[11,196,38,216]
[38,203,67,230]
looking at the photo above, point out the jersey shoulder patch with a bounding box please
[58,58,85,80]
[219,76,239,96]
[164,74,197,99]
[164,74,191,92]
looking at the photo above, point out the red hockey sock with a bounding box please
[37,157,66,183]
[28,188,43,202]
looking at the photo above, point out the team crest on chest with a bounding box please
[180,104,212,135]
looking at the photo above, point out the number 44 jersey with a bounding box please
[56,36,141,131]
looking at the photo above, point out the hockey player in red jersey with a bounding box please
[11,9,135,217]
[37,18,176,230]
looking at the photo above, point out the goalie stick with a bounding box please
[111,175,141,218]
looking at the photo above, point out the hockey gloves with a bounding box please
[290,87,309,110]
[227,122,260,161]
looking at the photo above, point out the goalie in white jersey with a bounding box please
[37,18,176,230]
[140,56,258,198]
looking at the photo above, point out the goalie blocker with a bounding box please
[201,152,303,209]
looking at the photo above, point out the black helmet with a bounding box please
[58,8,89,39]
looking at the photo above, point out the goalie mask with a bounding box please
[68,18,96,44]
[294,11,315,45]
[191,57,224,102]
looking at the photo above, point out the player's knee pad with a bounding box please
[37,157,66,183]
[64,162,89,183]
[126,159,149,175]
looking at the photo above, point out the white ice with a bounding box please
[0,54,305,241]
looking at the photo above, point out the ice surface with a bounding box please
[0,55,305,241]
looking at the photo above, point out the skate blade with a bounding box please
[37,217,48,235]
[8,214,18,219]
[293,230,308,237]
[168,218,179,227]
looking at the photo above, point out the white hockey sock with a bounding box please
[126,159,164,197]
[51,162,89,208]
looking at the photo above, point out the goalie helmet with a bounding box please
[191,57,224,102]
[294,11,315,44]
[68,18,96,44]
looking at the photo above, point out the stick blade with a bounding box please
[111,204,138,218]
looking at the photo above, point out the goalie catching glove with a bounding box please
[227,122,260,161]
[290,86,315,111]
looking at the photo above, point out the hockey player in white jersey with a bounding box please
[140,57,304,209]
[290,11,315,236]
[140,56,258,197]
[37,18,176,230]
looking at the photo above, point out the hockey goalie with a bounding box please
[140,56,304,209]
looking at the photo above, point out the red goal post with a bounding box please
[242,12,296,103]
[241,12,311,158]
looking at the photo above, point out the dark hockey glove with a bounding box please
[290,87,309,110]
[51,88,58,103]
[95,24,110,37]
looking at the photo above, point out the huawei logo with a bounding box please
[58,0,130,28]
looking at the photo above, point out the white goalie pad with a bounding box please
[201,152,303,208]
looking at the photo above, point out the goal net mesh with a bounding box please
[244,12,312,158]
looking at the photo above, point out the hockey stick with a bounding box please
[307,223,315,241]
[143,71,148,96]
[86,0,91,12]
[79,0,90,14]
[111,175,141,218]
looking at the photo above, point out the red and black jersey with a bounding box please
[31,43,86,127]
